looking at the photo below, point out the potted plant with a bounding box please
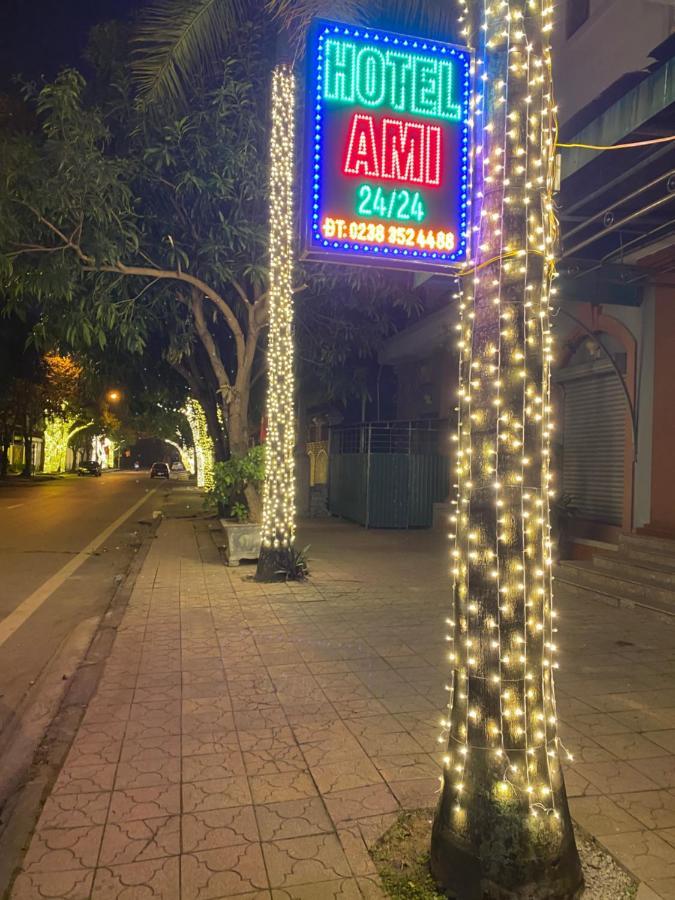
[208,446,265,566]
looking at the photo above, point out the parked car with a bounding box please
[150,462,170,479]
[77,461,102,477]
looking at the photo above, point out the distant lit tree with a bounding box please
[41,355,92,473]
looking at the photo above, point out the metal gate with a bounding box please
[556,362,625,525]
[328,420,450,528]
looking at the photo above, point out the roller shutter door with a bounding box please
[561,371,625,525]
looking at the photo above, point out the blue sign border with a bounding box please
[301,19,472,271]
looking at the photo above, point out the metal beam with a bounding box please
[562,58,675,179]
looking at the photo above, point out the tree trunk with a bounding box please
[256,65,297,580]
[430,4,583,898]
[21,426,32,477]
[0,438,9,477]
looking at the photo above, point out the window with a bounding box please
[566,0,590,38]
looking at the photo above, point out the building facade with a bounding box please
[552,0,675,544]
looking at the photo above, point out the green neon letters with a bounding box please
[356,184,426,223]
[323,39,461,122]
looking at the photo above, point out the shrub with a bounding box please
[208,445,265,521]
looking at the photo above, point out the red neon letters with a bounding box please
[343,114,442,187]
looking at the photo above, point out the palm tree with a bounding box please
[133,1,583,895]
[132,0,459,108]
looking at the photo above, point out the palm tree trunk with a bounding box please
[257,63,297,581]
[430,3,582,898]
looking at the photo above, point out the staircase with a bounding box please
[554,533,675,618]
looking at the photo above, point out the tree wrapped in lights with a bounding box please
[166,438,196,476]
[256,64,297,582]
[431,2,583,897]
[42,355,92,473]
[184,398,214,490]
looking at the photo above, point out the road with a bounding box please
[0,471,162,769]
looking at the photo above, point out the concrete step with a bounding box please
[554,576,675,620]
[554,560,675,617]
[619,533,675,565]
[593,554,675,590]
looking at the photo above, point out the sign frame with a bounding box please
[301,19,473,273]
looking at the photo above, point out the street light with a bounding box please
[107,389,121,403]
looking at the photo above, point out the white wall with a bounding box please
[553,0,675,125]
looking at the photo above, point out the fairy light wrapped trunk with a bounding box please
[184,398,214,491]
[256,65,297,582]
[430,1,583,897]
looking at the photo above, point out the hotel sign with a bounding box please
[302,20,472,271]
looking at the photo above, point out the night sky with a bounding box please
[0,0,139,89]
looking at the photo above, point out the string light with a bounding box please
[433,1,581,892]
[42,413,90,473]
[165,437,195,476]
[183,399,214,491]
[260,65,297,554]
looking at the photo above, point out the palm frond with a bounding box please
[371,0,459,42]
[132,0,250,108]
[266,0,364,55]
[267,0,460,58]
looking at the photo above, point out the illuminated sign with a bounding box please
[302,20,471,271]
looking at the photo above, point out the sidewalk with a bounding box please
[9,511,675,899]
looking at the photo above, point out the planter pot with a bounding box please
[220,520,262,567]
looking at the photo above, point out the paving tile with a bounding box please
[557,726,617,763]
[645,731,675,754]
[569,795,645,835]
[592,732,667,760]
[181,844,269,898]
[234,707,290,731]
[249,772,319,805]
[356,875,388,899]
[22,826,104,872]
[38,792,111,830]
[323,783,399,825]
[309,757,383,793]
[336,826,378,876]
[631,756,675,789]
[386,777,440,809]
[182,806,259,853]
[11,868,95,899]
[183,776,252,813]
[53,764,117,796]
[182,730,241,757]
[371,753,440,782]
[270,879,362,899]
[255,798,334,841]
[262,834,351,888]
[636,885,662,900]
[645,879,675,900]
[108,785,181,823]
[183,750,246,781]
[601,831,675,881]
[65,737,122,769]
[658,829,675,849]
[613,791,675,829]
[91,855,180,898]
[570,760,661,795]
[114,754,181,790]
[119,735,181,762]
[98,816,179,866]
[239,728,306,776]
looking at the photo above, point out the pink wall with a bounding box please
[648,284,675,536]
